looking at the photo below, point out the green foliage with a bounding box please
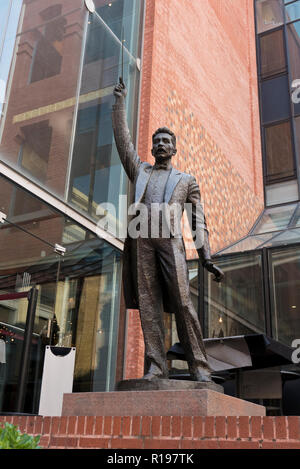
[0,422,41,449]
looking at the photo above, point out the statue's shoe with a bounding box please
[191,369,213,383]
[141,364,168,381]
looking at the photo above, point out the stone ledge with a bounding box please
[62,389,265,417]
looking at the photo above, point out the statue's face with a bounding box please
[151,132,177,160]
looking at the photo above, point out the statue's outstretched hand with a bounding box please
[114,77,127,99]
[204,261,224,283]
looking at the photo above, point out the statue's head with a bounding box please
[151,127,177,162]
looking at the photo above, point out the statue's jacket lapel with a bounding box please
[134,164,183,204]
[164,168,183,204]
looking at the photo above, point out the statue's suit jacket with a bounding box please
[112,100,212,313]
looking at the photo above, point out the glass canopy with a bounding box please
[217,202,300,255]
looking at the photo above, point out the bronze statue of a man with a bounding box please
[112,78,224,383]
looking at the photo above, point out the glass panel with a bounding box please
[262,228,300,246]
[265,121,295,182]
[253,204,297,233]
[287,22,300,83]
[204,253,265,338]
[287,21,300,116]
[259,29,286,78]
[0,1,86,198]
[0,175,123,412]
[216,234,274,254]
[256,0,284,34]
[261,75,290,123]
[296,117,300,164]
[269,246,300,345]
[266,179,299,206]
[91,0,142,59]
[0,1,12,43]
[0,0,23,117]
[68,0,142,233]
[286,0,300,21]
[0,213,60,413]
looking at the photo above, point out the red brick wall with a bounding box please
[125,0,264,381]
[138,0,264,255]
[123,309,145,380]
[2,415,300,449]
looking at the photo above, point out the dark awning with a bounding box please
[167,334,295,372]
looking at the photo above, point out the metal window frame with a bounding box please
[203,239,300,341]
[254,0,300,203]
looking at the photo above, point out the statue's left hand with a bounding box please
[204,261,224,283]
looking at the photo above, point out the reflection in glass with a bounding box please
[0,1,86,198]
[262,228,300,246]
[68,0,142,233]
[216,234,274,254]
[287,21,300,116]
[264,121,295,182]
[256,0,284,34]
[269,246,300,345]
[0,0,23,117]
[205,253,265,338]
[0,176,122,412]
[286,0,300,21]
[266,179,299,206]
[253,204,297,233]
[259,29,286,78]
[287,21,300,82]
[293,203,300,226]
[261,75,290,123]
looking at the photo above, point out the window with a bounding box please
[253,204,297,233]
[19,121,52,182]
[266,179,299,205]
[29,5,65,83]
[261,75,291,123]
[287,21,300,82]
[269,246,300,345]
[256,0,284,34]
[204,253,265,338]
[285,0,300,22]
[259,29,287,78]
[287,21,300,116]
[264,121,295,182]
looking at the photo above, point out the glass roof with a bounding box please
[252,204,297,234]
[216,202,300,255]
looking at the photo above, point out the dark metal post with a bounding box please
[262,248,273,337]
[16,287,38,413]
[198,260,205,335]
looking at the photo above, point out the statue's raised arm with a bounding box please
[112,78,141,182]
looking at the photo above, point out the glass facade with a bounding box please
[0,175,122,413]
[0,0,143,231]
[269,245,300,345]
[255,0,300,205]
[0,0,144,413]
[204,253,265,338]
[68,0,142,230]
